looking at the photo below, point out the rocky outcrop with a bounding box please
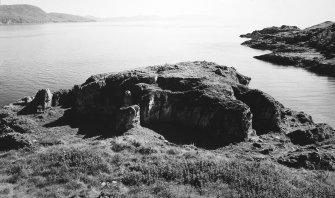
[287,124,335,146]
[1,61,334,149]
[70,61,334,147]
[19,89,53,114]
[52,89,75,107]
[278,146,335,171]
[232,85,322,136]
[241,21,335,76]
[114,105,140,132]
[72,62,255,145]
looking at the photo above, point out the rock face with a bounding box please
[71,61,335,147]
[115,105,140,132]
[241,21,335,76]
[20,89,53,114]
[73,62,254,145]
[52,89,75,107]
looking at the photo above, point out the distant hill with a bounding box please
[0,4,95,24]
[47,12,95,23]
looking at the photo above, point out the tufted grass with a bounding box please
[0,139,334,198]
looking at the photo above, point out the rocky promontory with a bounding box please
[241,21,335,76]
[1,61,335,197]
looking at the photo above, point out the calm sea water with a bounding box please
[0,22,334,127]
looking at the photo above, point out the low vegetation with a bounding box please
[0,136,334,198]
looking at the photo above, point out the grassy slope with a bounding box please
[0,106,334,198]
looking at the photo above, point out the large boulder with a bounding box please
[20,89,53,114]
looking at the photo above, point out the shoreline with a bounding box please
[1,61,335,196]
[241,22,335,77]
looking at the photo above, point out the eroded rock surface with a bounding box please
[73,62,254,145]
[241,21,335,76]
[52,89,75,107]
[287,124,335,146]
[278,146,335,171]
[71,61,334,147]
[20,89,53,114]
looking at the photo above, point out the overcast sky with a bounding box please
[3,0,335,28]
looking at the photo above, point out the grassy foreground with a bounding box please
[0,127,335,198]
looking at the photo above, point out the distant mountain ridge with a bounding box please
[0,4,95,24]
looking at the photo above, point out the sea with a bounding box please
[1,22,334,127]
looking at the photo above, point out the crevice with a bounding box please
[232,85,283,135]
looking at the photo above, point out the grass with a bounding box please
[0,139,334,198]
[0,105,334,197]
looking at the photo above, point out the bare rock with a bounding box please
[13,96,34,106]
[241,21,335,76]
[52,89,74,107]
[20,89,53,114]
[73,61,254,146]
[114,105,140,132]
[278,150,335,171]
[70,61,332,147]
[233,87,284,134]
[287,124,335,145]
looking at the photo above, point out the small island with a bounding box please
[0,4,95,24]
[241,21,335,76]
[1,62,335,197]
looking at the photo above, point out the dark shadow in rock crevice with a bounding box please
[43,109,124,139]
[232,85,282,135]
[143,122,241,150]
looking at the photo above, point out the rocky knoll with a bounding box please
[1,62,335,196]
[0,61,334,151]
[70,61,334,148]
[241,21,335,76]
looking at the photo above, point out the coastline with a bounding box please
[1,61,335,196]
[241,22,335,77]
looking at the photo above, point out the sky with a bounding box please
[2,0,335,28]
